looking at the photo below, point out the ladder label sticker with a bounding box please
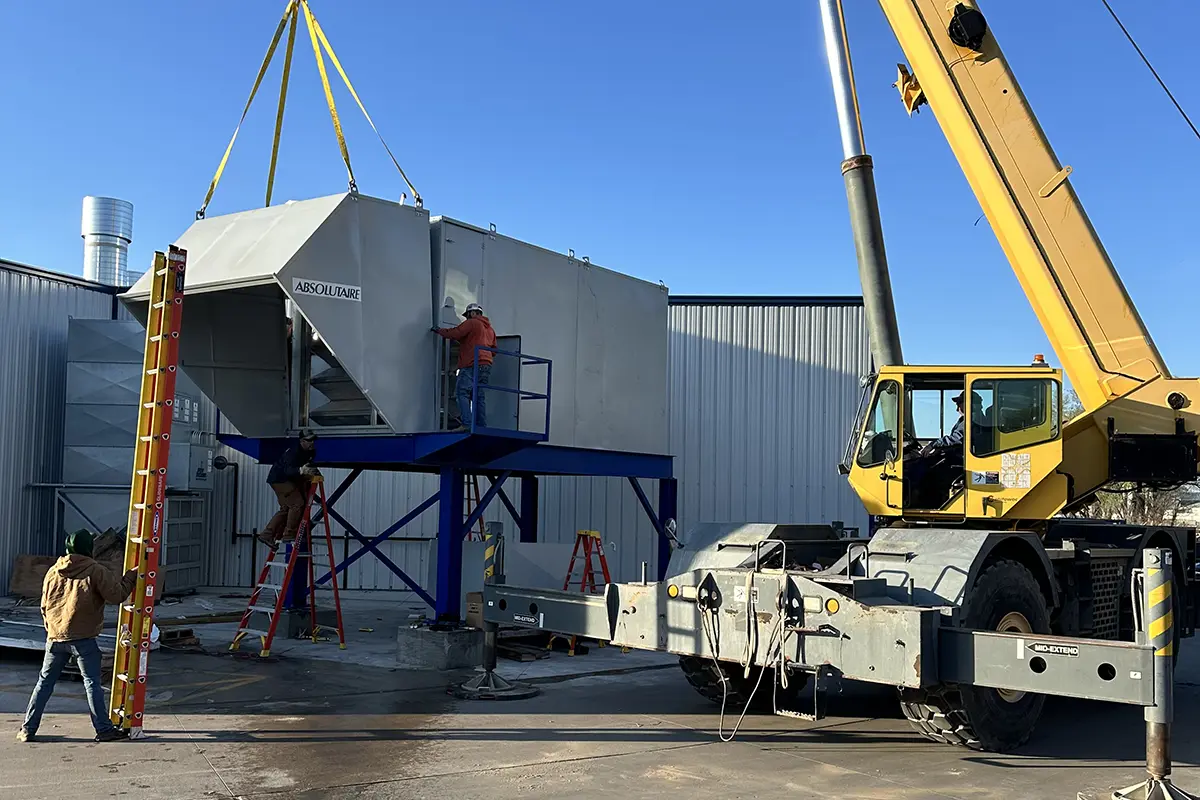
[292,277,362,302]
[1027,641,1078,658]
[513,613,543,627]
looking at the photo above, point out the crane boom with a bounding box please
[877,0,1167,412]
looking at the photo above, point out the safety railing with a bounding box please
[459,345,551,439]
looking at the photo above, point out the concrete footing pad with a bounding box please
[396,625,483,670]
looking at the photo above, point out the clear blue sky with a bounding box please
[1,1,1196,374]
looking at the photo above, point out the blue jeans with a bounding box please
[456,363,491,429]
[23,638,116,735]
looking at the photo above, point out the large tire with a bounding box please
[900,559,1050,752]
[678,656,807,711]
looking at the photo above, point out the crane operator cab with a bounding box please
[841,362,1064,522]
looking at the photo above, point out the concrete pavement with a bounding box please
[2,631,1199,799]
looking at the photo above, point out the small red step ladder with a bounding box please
[231,477,346,657]
[563,529,612,591]
[551,530,612,655]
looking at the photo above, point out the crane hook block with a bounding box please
[947,3,988,52]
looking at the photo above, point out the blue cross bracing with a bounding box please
[220,429,677,621]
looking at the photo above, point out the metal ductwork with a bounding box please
[81,196,135,286]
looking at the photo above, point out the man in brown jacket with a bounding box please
[17,529,138,742]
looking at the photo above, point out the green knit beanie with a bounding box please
[65,529,94,557]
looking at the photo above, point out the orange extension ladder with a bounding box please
[109,246,187,739]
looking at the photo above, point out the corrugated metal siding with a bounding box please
[203,298,869,594]
[0,262,118,593]
[668,302,870,535]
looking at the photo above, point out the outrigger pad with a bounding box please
[450,669,538,701]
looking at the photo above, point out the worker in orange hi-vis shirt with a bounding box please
[433,302,497,430]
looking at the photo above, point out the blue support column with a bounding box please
[284,540,305,610]
[519,474,539,543]
[657,477,678,580]
[435,466,465,620]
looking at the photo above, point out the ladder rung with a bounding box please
[240,628,271,637]
[128,537,144,544]
[248,605,276,614]
[259,583,284,591]
[266,561,288,569]
[116,673,130,683]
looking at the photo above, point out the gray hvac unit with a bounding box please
[120,192,670,454]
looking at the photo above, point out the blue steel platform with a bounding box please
[221,430,676,621]
[220,430,673,478]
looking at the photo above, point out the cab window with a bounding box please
[970,378,1060,457]
[857,380,901,468]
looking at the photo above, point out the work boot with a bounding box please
[15,729,34,743]
[256,531,276,548]
[95,728,129,742]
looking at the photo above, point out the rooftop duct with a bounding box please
[82,196,135,286]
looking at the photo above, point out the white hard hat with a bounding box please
[463,302,483,317]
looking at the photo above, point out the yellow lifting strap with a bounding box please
[197,0,299,219]
[265,2,300,208]
[301,0,356,193]
[302,1,422,205]
[196,0,423,218]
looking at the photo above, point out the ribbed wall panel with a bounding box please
[0,262,118,593]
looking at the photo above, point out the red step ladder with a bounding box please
[231,477,346,657]
[563,529,612,592]
[551,530,613,655]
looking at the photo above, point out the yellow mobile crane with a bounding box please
[843,0,1199,527]
[485,0,1199,761]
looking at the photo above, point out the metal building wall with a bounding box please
[203,296,869,594]
[0,261,119,594]
[667,297,870,535]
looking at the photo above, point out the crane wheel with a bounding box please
[678,656,807,712]
[899,558,1050,752]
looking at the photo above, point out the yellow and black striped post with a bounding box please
[483,530,502,584]
[1113,548,1197,799]
[1144,549,1174,781]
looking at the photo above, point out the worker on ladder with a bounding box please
[433,303,496,431]
[257,430,319,548]
[17,530,137,743]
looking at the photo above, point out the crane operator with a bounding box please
[905,390,984,508]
